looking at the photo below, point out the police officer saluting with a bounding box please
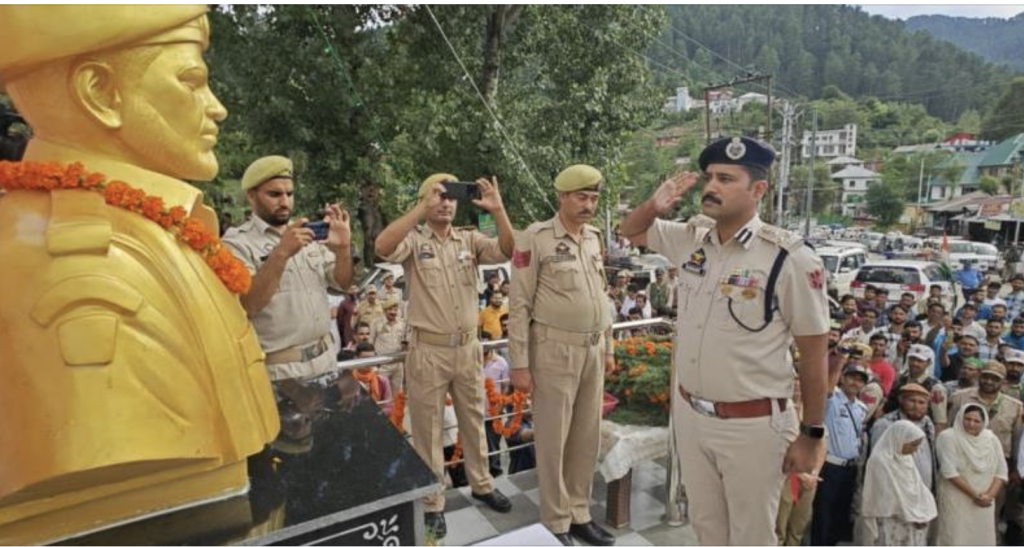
[375,174,515,539]
[620,137,830,545]
[509,165,615,546]
[223,155,353,433]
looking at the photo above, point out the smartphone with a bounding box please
[441,181,480,201]
[303,220,330,241]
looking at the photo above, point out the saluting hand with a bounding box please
[473,176,504,214]
[276,218,314,259]
[651,171,699,215]
[511,368,533,394]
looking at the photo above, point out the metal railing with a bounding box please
[333,316,683,524]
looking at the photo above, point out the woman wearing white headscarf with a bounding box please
[935,403,1007,546]
[861,420,937,545]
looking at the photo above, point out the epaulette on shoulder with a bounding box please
[526,219,554,234]
[47,190,112,256]
[757,224,806,252]
[584,223,602,233]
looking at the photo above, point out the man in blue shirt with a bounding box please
[1005,274,1024,320]
[1004,317,1024,351]
[810,365,869,546]
[955,261,983,300]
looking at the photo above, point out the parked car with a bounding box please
[858,232,885,251]
[850,260,958,310]
[816,246,869,298]
[924,238,1001,272]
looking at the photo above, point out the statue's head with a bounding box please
[0,6,227,181]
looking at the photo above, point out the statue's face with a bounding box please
[118,42,226,181]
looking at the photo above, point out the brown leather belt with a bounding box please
[537,324,603,347]
[415,329,477,348]
[678,385,787,420]
[265,336,330,365]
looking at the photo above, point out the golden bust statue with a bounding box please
[0,6,279,543]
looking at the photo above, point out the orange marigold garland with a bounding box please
[389,380,530,440]
[0,160,251,294]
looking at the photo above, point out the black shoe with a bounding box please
[554,532,575,546]
[425,512,447,540]
[471,488,513,513]
[569,521,615,546]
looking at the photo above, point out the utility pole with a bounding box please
[776,102,797,227]
[702,72,773,144]
[804,109,817,238]
[917,157,926,205]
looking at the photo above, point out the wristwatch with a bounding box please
[799,423,826,439]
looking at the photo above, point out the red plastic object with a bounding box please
[602,392,619,418]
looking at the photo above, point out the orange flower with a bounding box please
[644,341,656,355]
[0,160,252,295]
[626,346,637,356]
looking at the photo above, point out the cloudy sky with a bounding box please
[858,4,1024,19]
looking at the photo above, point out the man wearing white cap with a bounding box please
[883,344,948,430]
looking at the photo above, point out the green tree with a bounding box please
[981,77,1024,141]
[866,182,905,228]
[979,175,1002,195]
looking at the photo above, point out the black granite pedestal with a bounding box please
[61,391,438,546]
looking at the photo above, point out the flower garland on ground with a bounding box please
[388,379,528,439]
[0,160,251,294]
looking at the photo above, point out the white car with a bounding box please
[924,238,1000,272]
[851,260,957,310]
[816,246,869,297]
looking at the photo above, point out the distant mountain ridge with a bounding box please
[905,12,1024,72]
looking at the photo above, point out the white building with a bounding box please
[833,164,881,217]
[663,87,694,113]
[802,123,857,160]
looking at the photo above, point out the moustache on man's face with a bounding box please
[702,194,722,205]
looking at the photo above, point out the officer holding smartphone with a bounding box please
[224,155,354,431]
[375,173,515,539]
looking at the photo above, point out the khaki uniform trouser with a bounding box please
[406,338,492,512]
[530,324,605,534]
[775,478,816,546]
[674,393,798,546]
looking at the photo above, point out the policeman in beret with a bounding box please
[375,174,515,539]
[223,155,353,430]
[620,137,830,544]
[509,164,616,546]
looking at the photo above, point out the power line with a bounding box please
[423,5,553,219]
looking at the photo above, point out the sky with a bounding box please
[857,4,1024,19]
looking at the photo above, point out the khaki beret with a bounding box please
[982,361,1006,379]
[0,6,209,87]
[242,155,293,191]
[899,383,931,398]
[382,298,400,310]
[419,173,457,199]
[554,164,603,192]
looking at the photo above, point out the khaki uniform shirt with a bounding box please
[1003,382,1023,402]
[949,387,1023,457]
[353,300,385,329]
[381,225,507,335]
[508,216,611,370]
[372,317,407,355]
[224,215,341,353]
[646,215,829,402]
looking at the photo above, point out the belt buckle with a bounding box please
[690,396,718,418]
[589,332,601,345]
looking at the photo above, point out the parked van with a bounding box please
[816,246,868,297]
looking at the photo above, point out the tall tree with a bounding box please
[981,77,1024,141]
[866,182,905,228]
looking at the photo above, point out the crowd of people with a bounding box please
[778,274,1024,546]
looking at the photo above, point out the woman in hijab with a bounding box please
[935,403,1007,545]
[861,420,937,545]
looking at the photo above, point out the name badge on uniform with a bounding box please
[418,243,436,260]
[719,268,761,301]
[683,248,707,276]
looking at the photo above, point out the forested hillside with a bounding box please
[907,12,1024,72]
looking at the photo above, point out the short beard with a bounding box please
[259,210,290,227]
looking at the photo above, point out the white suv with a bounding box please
[851,260,958,310]
[816,246,868,298]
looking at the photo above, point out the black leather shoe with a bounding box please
[425,511,447,539]
[569,521,615,546]
[471,488,512,513]
[554,532,575,545]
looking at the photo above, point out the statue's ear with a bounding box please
[71,60,122,129]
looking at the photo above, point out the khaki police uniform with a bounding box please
[647,213,829,545]
[380,224,508,512]
[372,310,407,393]
[353,297,385,329]
[224,215,342,383]
[509,196,612,531]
